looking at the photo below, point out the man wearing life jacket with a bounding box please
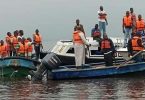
[25,38,33,58]
[74,19,85,34]
[5,32,13,56]
[33,29,42,60]
[136,14,145,47]
[12,31,19,56]
[122,11,133,48]
[91,24,102,43]
[73,26,90,68]
[127,33,144,62]
[17,38,25,56]
[130,8,136,31]
[100,34,115,66]
[0,40,8,58]
[98,6,108,36]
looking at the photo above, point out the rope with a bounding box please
[10,70,18,78]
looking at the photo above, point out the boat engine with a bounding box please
[31,52,62,81]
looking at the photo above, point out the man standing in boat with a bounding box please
[122,11,133,48]
[74,19,85,34]
[127,33,144,62]
[73,26,90,68]
[33,29,42,60]
[5,32,13,56]
[136,14,145,47]
[130,8,136,31]
[98,6,108,37]
[100,34,115,66]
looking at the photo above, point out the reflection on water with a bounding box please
[0,76,145,100]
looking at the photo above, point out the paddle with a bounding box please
[116,50,143,69]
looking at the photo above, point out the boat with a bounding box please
[40,37,126,65]
[0,56,40,78]
[51,62,145,80]
[31,51,145,80]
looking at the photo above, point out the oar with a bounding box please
[116,50,143,69]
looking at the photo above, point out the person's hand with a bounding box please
[123,29,125,33]
[41,44,43,49]
[106,22,108,26]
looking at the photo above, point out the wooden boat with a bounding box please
[0,56,40,78]
[31,52,145,80]
[51,62,145,80]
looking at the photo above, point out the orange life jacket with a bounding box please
[5,36,10,43]
[34,34,42,44]
[93,30,101,37]
[98,12,107,20]
[18,42,25,53]
[73,31,84,44]
[25,42,33,52]
[136,19,145,31]
[123,16,132,27]
[13,36,18,47]
[5,36,13,51]
[101,39,111,49]
[132,36,144,51]
[0,44,8,57]
[130,13,136,21]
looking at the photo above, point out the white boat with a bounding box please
[40,37,128,65]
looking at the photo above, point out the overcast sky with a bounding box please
[0,0,144,47]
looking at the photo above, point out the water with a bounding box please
[0,76,145,100]
[1,0,145,99]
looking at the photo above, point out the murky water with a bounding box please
[0,75,145,100]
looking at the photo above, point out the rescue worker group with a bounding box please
[73,6,145,68]
[0,29,42,59]
[0,6,144,67]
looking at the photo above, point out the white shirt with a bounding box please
[98,10,106,22]
[79,32,89,45]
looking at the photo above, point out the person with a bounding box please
[0,40,8,58]
[91,24,102,43]
[73,26,90,68]
[74,19,85,34]
[100,34,115,66]
[17,38,25,56]
[98,6,108,36]
[130,8,136,31]
[33,29,42,60]
[12,31,19,56]
[122,11,133,48]
[5,32,13,56]
[136,14,145,47]
[17,30,24,39]
[24,38,33,58]
[127,33,144,62]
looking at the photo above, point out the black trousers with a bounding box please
[34,45,40,59]
[104,51,113,66]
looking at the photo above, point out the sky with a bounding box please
[0,0,144,48]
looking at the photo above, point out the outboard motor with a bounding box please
[31,52,61,81]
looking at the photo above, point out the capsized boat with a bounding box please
[40,37,126,65]
[31,52,145,80]
[0,56,40,78]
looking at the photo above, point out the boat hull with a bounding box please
[0,67,31,77]
[0,57,40,78]
[51,62,145,80]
